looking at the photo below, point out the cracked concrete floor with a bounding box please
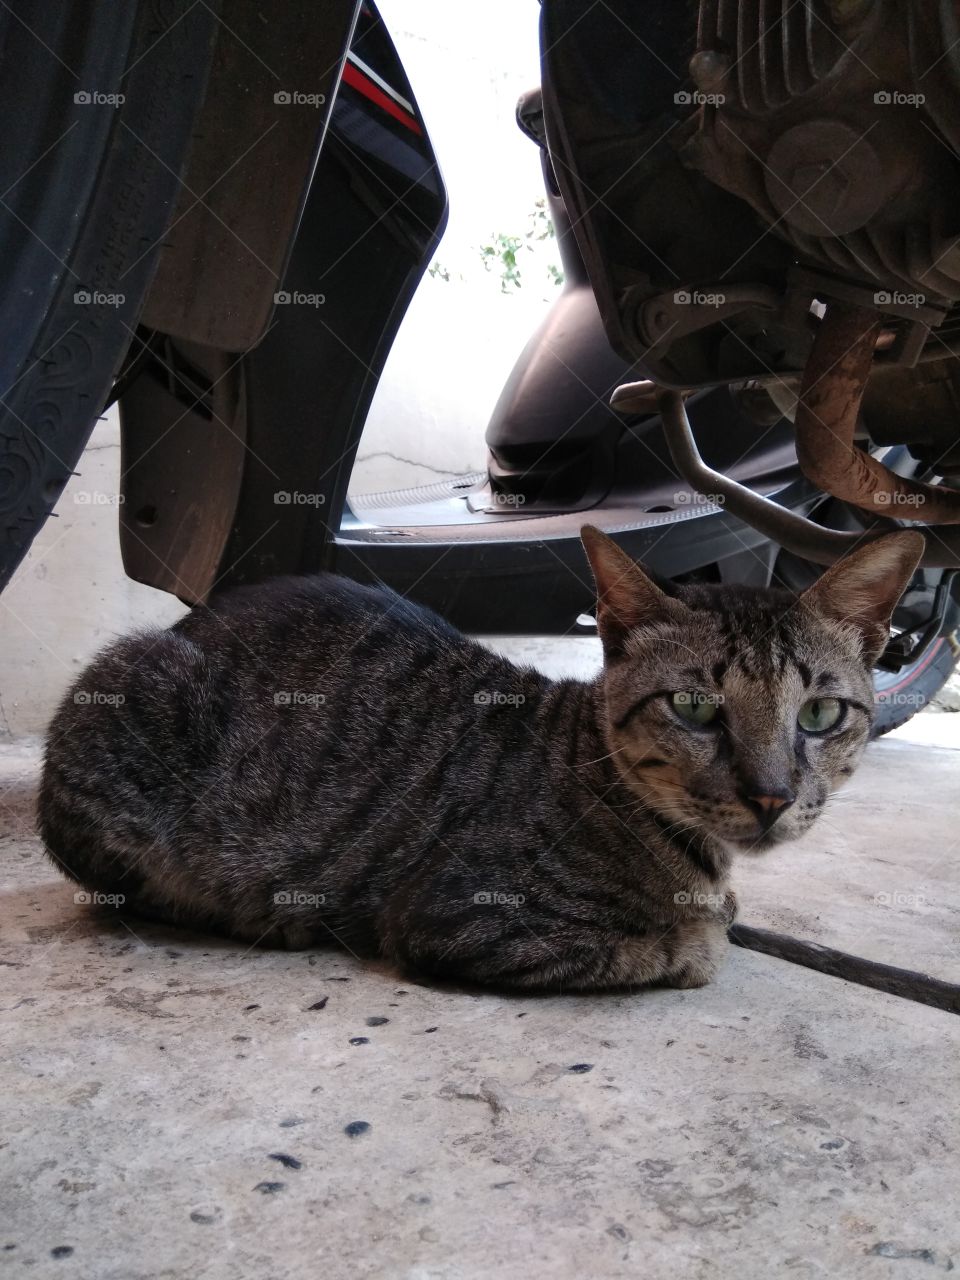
[1,733,959,1280]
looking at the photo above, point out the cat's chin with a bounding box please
[724,829,791,855]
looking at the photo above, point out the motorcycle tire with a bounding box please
[0,0,219,593]
[872,629,960,738]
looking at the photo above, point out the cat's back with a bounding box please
[42,571,511,803]
[45,572,480,767]
[177,571,460,658]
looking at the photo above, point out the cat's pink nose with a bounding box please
[747,783,798,834]
[750,793,793,813]
[740,787,796,831]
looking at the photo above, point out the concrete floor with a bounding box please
[2,715,959,1278]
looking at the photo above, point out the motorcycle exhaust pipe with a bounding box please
[611,383,960,569]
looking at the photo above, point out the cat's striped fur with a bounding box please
[38,528,922,991]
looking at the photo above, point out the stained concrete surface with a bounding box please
[1,735,959,1278]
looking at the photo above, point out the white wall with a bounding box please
[351,0,558,493]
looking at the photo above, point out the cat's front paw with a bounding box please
[666,920,728,989]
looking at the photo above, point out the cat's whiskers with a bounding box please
[621,798,672,824]
[657,812,702,834]
[622,784,693,820]
[659,819,707,845]
[622,796,701,836]
[574,745,630,769]
[624,778,686,808]
[627,783,686,814]
[627,768,687,789]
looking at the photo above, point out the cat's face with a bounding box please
[582,528,924,854]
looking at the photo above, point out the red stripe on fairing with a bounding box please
[342,62,422,135]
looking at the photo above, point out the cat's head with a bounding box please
[582,527,924,853]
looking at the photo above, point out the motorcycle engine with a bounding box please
[542,0,960,463]
[686,0,960,308]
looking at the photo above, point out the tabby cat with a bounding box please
[39,527,922,991]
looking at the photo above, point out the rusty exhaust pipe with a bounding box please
[608,384,960,568]
[795,302,960,524]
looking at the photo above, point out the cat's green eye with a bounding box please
[798,697,844,734]
[671,692,719,727]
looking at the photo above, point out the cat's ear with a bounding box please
[799,531,925,664]
[581,526,685,656]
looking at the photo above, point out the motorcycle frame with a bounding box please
[114,0,956,653]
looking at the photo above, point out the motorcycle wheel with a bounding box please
[872,630,959,738]
[0,0,218,593]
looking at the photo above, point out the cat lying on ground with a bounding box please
[39,527,922,991]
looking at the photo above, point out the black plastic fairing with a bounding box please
[119,1,448,600]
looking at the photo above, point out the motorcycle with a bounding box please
[1,0,957,734]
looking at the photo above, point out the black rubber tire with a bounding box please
[0,0,220,592]
[872,629,960,737]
